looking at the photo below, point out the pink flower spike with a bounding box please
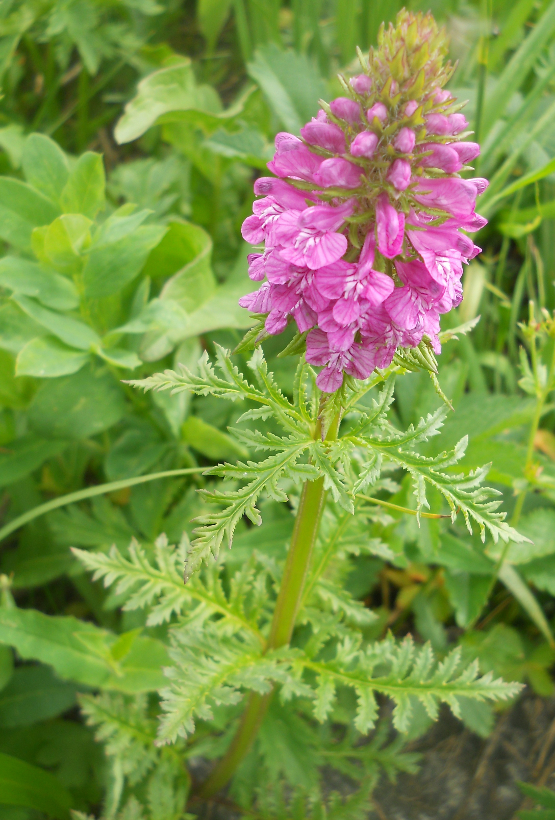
[350,131,379,158]
[452,142,480,164]
[367,102,388,123]
[418,143,462,173]
[350,74,372,95]
[376,193,405,258]
[394,127,415,153]
[330,97,361,123]
[387,158,412,191]
[314,157,363,189]
[301,120,346,153]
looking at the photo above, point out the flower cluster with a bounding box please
[239,10,488,392]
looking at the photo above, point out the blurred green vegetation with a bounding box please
[1,0,555,817]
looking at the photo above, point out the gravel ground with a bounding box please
[192,691,555,819]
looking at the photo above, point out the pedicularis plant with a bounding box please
[77,10,527,813]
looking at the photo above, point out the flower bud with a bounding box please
[387,158,412,191]
[350,74,372,94]
[393,127,415,153]
[418,143,462,173]
[329,97,361,123]
[350,131,379,158]
[301,120,346,153]
[314,157,363,189]
[367,102,388,123]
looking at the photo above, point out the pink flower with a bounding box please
[314,157,363,189]
[306,328,378,392]
[275,202,353,270]
[330,97,361,123]
[350,74,372,95]
[418,143,462,173]
[452,142,480,164]
[238,10,488,393]
[367,102,388,123]
[376,194,405,258]
[387,158,412,191]
[350,131,379,158]
[394,127,415,153]
[413,178,478,219]
[267,134,323,181]
[301,120,346,153]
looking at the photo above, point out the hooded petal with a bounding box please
[350,131,379,158]
[330,97,361,123]
[314,157,363,189]
[333,295,360,326]
[301,120,346,153]
[387,158,412,191]
[376,194,405,258]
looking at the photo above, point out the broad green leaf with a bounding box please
[433,533,495,576]
[0,752,72,819]
[95,347,142,370]
[3,539,75,589]
[60,152,106,218]
[21,134,69,203]
[487,509,555,564]
[205,126,271,168]
[83,220,167,299]
[27,365,126,439]
[182,416,248,461]
[34,214,92,275]
[0,608,169,692]
[115,59,224,144]
[247,44,326,134]
[0,178,59,252]
[0,665,77,728]
[140,246,251,360]
[444,570,492,627]
[197,0,232,50]
[16,336,89,378]
[0,124,25,168]
[0,646,13,692]
[159,221,216,312]
[0,302,45,356]
[13,296,99,350]
[518,783,555,810]
[0,257,78,311]
[0,349,34,409]
[0,435,67,488]
[105,426,168,480]
[520,554,555,596]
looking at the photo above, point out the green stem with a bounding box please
[0,468,202,544]
[198,417,339,799]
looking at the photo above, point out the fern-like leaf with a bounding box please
[296,634,522,734]
[189,444,317,578]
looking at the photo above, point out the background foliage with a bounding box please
[1,0,555,817]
